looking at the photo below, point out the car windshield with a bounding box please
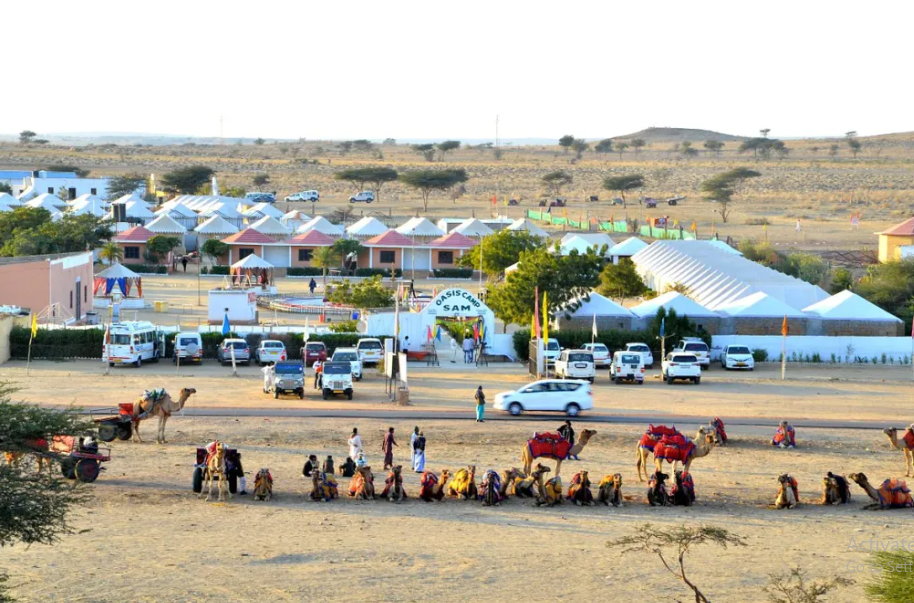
[359,341,382,350]
[674,355,698,363]
[685,343,708,352]
[568,353,592,362]
[178,337,198,346]
[111,334,130,345]
[306,343,325,351]
[275,364,303,375]
[264,342,283,348]
[728,346,751,355]
[546,341,559,350]
[323,363,351,375]
[334,352,358,361]
[620,354,641,364]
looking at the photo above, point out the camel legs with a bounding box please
[636,448,651,482]
[131,419,143,443]
[906,450,913,477]
[156,414,168,444]
[554,459,563,477]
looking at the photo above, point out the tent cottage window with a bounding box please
[124,246,140,259]
[380,250,396,264]
[239,248,254,259]
[437,251,454,265]
[298,249,313,262]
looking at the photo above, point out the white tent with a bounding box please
[0,193,20,210]
[249,215,292,236]
[717,291,807,318]
[112,193,151,209]
[25,193,67,212]
[346,216,388,238]
[145,213,188,234]
[296,216,343,236]
[452,217,494,237]
[802,290,902,322]
[396,216,445,238]
[231,253,274,269]
[195,214,239,235]
[69,196,110,217]
[630,291,719,318]
[507,218,549,238]
[124,201,155,220]
[558,234,614,257]
[608,237,648,261]
[70,193,104,208]
[96,262,141,278]
[559,292,635,317]
[156,202,196,218]
[244,202,285,220]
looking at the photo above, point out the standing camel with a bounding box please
[521,429,596,477]
[883,427,914,477]
[651,427,714,477]
[203,442,230,503]
[4,439,51,474]
[131,388,197,444]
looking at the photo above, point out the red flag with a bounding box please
[473,322,480,342]
[427,324,433,342]
[781,315,789,337]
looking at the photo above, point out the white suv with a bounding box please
[349,191,375,203]
[673,338,710,368]
[554,350,595,382]
[331,348,363,380]
[582,343,610,367]
[356,338,383,366]
[722,344,755,370]
[285,190,320,202]
[662,353,702,385]
[493,379,593,417]
[173,332,203,364]
[255,340,287,366]
[625,342,654,368]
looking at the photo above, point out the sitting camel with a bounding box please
[537,476,563,507]
[480,470,503,506]
[598,473,623,507]
[447,465,477,500]
[514,464,550,499]
[521,429,596,477]
[348,466,375,500]
[709,417,728,446]
[131,387,197,444]
[310,470,339,502]
[647,470,670,506]
[381,466,407,503]
[253,468,273,501]
[419,469,450,502]
[566,471,594,506]
[671,470,695,507]
[849,472,914,510]
[652,427,714,476]
[500,468,521,499]
[203,441,230,503]
[883,427,914,477]
[774,473,799,509]
[820,472,851,505]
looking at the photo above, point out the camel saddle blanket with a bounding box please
[479,469,502,501]
[348,472,369,497]
[904,429,914,449]
[527,432,572,460]
[449,469,473,493]
[380,473,405,498]
[640,425,680,450]
[254,471,273,489]
[877,479,913,509]
[783,476,799,502]
[137,389,168,420]
[772,426,796,446]
[711,418,728,443]
[567,473,590,498]
[654,434,696,463]
[316,473,339,499]
[544,476,563,502]
[419,471,439,498]
[203,441,223,466]
[670,472,695,499]
[598,475,617,489]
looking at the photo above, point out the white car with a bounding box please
[356,338,383,366]
[255,340,287,366]
[331,348,363,380]
[582,343,610,367]
[721,344,755,370]
[661,352,702,385]
[285,190,320,202]
[173,332,203,364]
[534,338,561,364]
[673,338,710,368]
[610,351,645,384]
[554,350,595,382]
[494,379,593,417]
[625,342,654,368]
[349,191,375,203]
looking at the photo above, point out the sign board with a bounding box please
[398,352,408,386]
[425,288,485,318]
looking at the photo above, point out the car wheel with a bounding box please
[350,199,355,204]
[508,402,522,416]
[667,376,674,385]
[695,377,701,385]
[565,403,581,417]
[135,357,142,368]
[588,377,594,383]
[347,390,353,400]
[273,389,279,399]
[299,390,305,399]
[322,388,329,400]
[108,362,115,368]
[749,367,754,372]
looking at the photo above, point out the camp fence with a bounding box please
[526,210,695,239]
[638,225,696,240]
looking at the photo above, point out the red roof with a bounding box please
[115,226,155,242]
[879,217,914,236]
[428,232,478,249]
[221,228,277,245]
[364,230,417,247]
[286,230,335,246]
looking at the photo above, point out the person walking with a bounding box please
[558,420,578,460]
[410,426,419,468]
[309,278,317,295]
[181,256,188,272]
[381,427,398,470]
[348,427,362,461]
[474,386,485,423]
[313,360,323,389]
[413,431,426,473]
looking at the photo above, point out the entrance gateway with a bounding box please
[422,288,495,345]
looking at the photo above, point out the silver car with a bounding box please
[217,339,251,366]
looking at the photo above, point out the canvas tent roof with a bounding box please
[144,213,187,234]
[71,193,104,207]
[0,193,20,208]
[199,201,242,219]
[559,292,634,317]
[802,290,902,322]
[716,291,807,318]
[630,291,719,318]
[507,218,548,238]
[69,196,110,217]
[346,216,388,237]
[452,218,494,237]
[244,202,284,219]
[608,237,648,257]
[396,217,445,238]
[249,215,292,235]
[194,214,238,235]
[560,232,614,247]
[112,193,151,209]
[231,253,274,269]
[296,216,343,236]
[25,193,67,212]
[96,262,140,279]
[123,201,155,219]
[283,209,311,222]
[156,202,197,218]
[559,234,614,256]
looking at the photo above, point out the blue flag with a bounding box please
[222,313,231,336]
[659,317,665,337]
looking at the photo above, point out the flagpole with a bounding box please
[781,335,787,380]
[26,331,33,377]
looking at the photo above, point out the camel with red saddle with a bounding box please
[521,429,596,477]
[652,427,714,476]
[635,425,713,481]
[883,426,914,477]
[131,387,197,444]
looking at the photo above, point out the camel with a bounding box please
[652,427,714,476]
[4,439,51,474]
[521,429,596,477]
[567,471,594,506]
[514,464,550,499]
[635,424,687,482]
[253,468,273,501]
[849,472,914,510]
[883,427,914,477]
[203,441,230,503]
[820,472,851,505]
[647,470,670,506]
[671,470,695,507]
[348,466,375,500]
[500,468,521,499]
[131,387,197,444]
[481,470,502,506]
[537,476,563,507]
[447,465,477,500]
[774,474,798,509]
[310,470,339,502]
[709,418,728,446]
[598,473,623,507]
[419,469,450,502]
[381,466,407,503]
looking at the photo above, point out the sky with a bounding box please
[4,0,914,141]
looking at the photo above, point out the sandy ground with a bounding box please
[3,362,914,601]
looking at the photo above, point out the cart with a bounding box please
[644,198,658,208]
[52,436,111,483]
[192,447,243,494]
[89,403,134,442]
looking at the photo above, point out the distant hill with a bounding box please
[613,127,749,143]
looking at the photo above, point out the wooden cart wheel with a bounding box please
[60,457,77,479]
[116,423,132,441]
[75,459,100,483]
[192,467,203,493]
[98,423,116,442]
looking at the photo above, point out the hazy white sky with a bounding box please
[5,0,912,140]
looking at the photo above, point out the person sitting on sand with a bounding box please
[772,421,796,449]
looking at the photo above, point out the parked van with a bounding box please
[104,321,165,367]
[610,351,645,384]
[554,350,596,382]
[173,332,203,364]
[356,338,383,365]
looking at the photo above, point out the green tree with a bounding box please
[558,135,575,152]
[541,170,573,197]
[766,567,852,603]
[571,138,590,159]
[680,141,698,159]
[18,130,36,144]
[828,144,840,159]
[0,183,11,195]
[846,131,862,159]
[616,142,630,160]
[602,174,644,207]
[785,253,828,286]
[222,186,246,198]
[333,167,398,202]
[254,137,266,145]
[854,259,914,332]
[458,230,542,277]
[594,138,614,154]
[700,167,761,223]
[98,241,124,265]
[56,185,70,203]
[40,164,90,178]
[597,258,649,300]
[106,173,146,200]
[703,140,724,157]
[739,138,788,160]
[161,166,215,194]
[252,173,271,190]
[331,238,363,275]
[398,169,469,212]
[201,239,229,265]
[866,550,914,602]
[145,235,182,263]
[311,246,340,290]
[631,138,646,155]
[760,128,771,138]
[410,144,436,162]
[435,140,461,160]
[328,275,394,309]
[829,267,854,294]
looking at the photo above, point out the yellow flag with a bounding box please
[30,313,38,338]
[542,291,549,344]
[530,312,536,340]
[690,220,697,232]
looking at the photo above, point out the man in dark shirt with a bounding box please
[302,454,318,477]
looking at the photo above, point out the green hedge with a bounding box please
[287,267,324,276]
[208,266,230,275]
[128,264,167,274]
[432,268,473,278]
[355,268,402,278]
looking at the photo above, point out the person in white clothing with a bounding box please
[348,427,362,461]
[261,363,274,393]
[409,426,419,467]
